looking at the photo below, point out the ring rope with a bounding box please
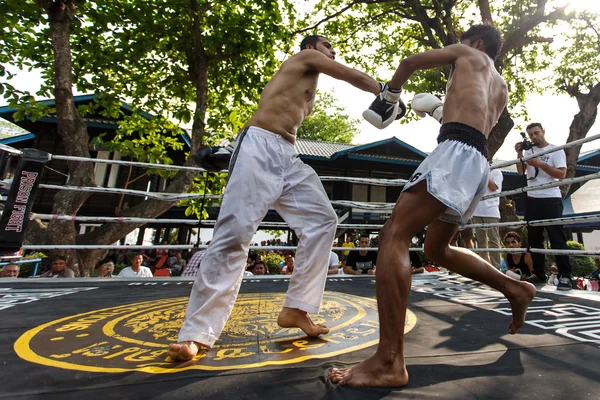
[482,171,600,200]
[19,243,600,256]
[37,184,221,201]
[490,132,600,170]
[29,212,600,231]
[1,134,598,187]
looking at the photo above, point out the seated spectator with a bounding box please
[97,261,115,278]
[343,234,377,275]
[281,255,294,275]
[0,263,20,278]
[40,256,75,278]
[328,251,340,275]
[118,253,153,278]
[167,252,186,276]
[410,251,424,275]
[503,231,533,281]
[251,261,267,276]
[181,248,206,277]
[591,258,600,280]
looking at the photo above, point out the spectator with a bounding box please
[328,251,340,275]
[181,249,206,278]
[0,263,20,278]
[97,261,115,278]
[252,261,267,276]
[410,251,424,275]
[472,165,503,269]
[118,253,153,278]
[341,236,355,258]
[282,255,294,275]
[40,256,75,278]
[450,227,474,248]
[503,231,533,281]
[592,258,600,280]
[344,234,377,275]
[515,122,572,290]
[167,252,186,276]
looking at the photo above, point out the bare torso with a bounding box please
[442,48,508,137]
[245,53,319,144]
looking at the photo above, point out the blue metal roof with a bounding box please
[330,137,428,160]
[0,133,35,145]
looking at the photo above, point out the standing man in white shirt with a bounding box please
[515,122,572,290]
[118,253,153,278]
[472,165,503,269]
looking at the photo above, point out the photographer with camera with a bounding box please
[514,122,573,290]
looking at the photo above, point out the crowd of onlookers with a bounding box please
[1,231,600,291]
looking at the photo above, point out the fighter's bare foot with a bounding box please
[328,354,408,387]
[277,307,329,337]
[506,280,536,334]
[167,341,202,361]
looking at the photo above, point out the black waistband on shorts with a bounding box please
[437,122,488,159]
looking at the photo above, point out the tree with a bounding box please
[293,0,583,159]
[553,12,600,196]
[0,0,296,274]
[296,91,360,143]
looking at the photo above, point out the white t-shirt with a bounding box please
[525,144,566,198]
[473,169,503,218]
[329,252,339,268]
[118,266,153,278]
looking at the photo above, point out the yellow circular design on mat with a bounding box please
[14,291,416,374]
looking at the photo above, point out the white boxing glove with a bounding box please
[412,93,443,123]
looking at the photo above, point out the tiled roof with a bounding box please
[294,139,354,158]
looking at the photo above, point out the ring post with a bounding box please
[0,149,50,254]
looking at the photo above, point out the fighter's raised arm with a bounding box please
[290,48,381,95]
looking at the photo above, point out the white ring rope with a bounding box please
[2,134,598,188]
[19,243,600,256]
[30,213,600,231]
[51,154,210,173]
[483,171,600,200]
[0,143,23,155]
[37,184,221,201]
[29,213,386,229]
[490,132,600,170]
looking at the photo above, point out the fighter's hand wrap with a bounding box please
[411,93,443,123]
[193,144,233,173]
[363,83,406,129]
[506,270,522,281]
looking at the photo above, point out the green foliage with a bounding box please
[566,240,596,278]
[261,230,286,239]
[296,91,359,143]
[264,252,284,275]
[297,0,585,123]
[553,12,600,96]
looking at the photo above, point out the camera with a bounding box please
[519,131,535,151]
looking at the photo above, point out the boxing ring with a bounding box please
[1,135,600,398]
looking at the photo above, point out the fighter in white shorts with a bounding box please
[168,35,382,361]
[329,24,537,388]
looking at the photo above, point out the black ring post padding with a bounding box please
[0,148,50,254]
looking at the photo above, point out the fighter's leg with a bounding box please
[273,161,337,337]
[169,131,281,360]
[329,181,448,387]
[424,220,536,334]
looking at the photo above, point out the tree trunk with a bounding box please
[561,82,600,197]
[30,0,97,276]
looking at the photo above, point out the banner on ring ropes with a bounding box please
[0,149,49,254]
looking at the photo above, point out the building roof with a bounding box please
[0,94,192,148]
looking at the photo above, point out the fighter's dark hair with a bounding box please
[300,35,327,50]
[526,122,544,131]
[503,231,522,243]
[461,24,503,60]
[52,255,67,262]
